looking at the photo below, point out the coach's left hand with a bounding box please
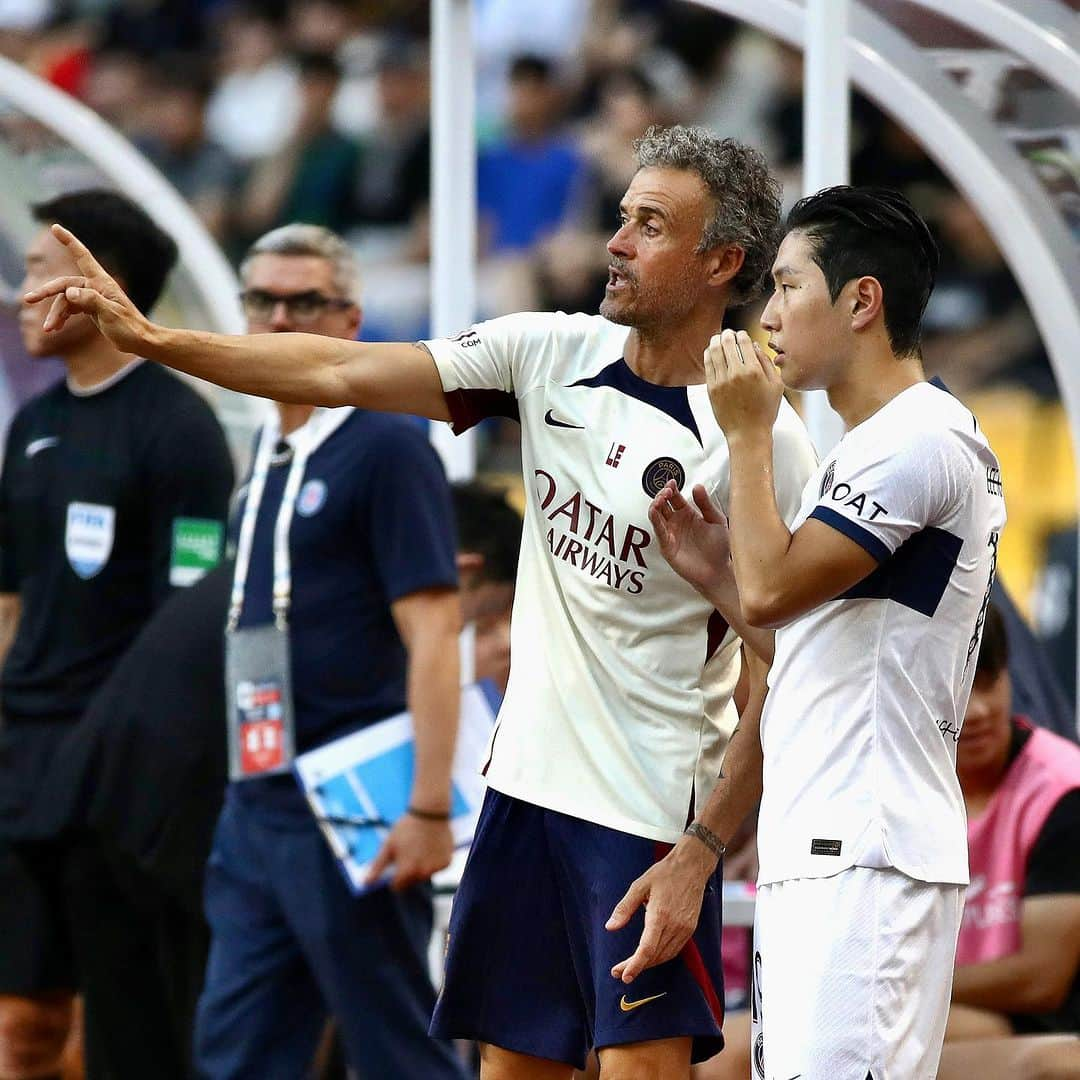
[366,813,454,891]
[705,329,783,435]
[605,836,718,983]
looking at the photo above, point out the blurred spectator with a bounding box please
[97,0,206,57]
[286,0,354,57]
[0,190,233,1079]
[205,6,300,162]
[851,112,949,193]
[474,0,590,130]
[451,481,521,696]
[477,54,590,254]
[234,51,358,245]
[351,37,431,253]
[938,1034,1080,1080]
[0,0,51,65]
[922,192,1050,398]
[193,224,466,1080]
[580,66,666,231]
[82,46,150,138]
[139,54,237,241]
[949,604,1080,1038]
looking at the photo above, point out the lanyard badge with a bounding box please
[224,415,327,781]
[226,623,294,778]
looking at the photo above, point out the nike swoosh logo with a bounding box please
[619,992,667,1012]
[544,409,584,430]
[25,436,59,457]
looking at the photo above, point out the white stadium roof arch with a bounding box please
[0,54,259,456]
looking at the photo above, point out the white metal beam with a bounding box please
[802,0,850,453]
[429,0,478,481]
[904,0,1080,104]
[0,54,242,334]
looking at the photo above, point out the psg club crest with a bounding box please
[820,460,836,498]
[296,479,328,517]
[641,456,686,497]
[65,501,115,579]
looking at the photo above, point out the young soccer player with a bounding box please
[25,126,819,1079]
[633,186,1006,1078]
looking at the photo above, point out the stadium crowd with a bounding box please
[0,1,1077,1078]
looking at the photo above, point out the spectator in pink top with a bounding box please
[949,603,1080,1041]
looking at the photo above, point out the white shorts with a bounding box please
[750,866,963,1080]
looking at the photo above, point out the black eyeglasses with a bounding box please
[239,289,354,324]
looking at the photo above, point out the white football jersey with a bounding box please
[426,312,817,842]
[758,382,1006,886]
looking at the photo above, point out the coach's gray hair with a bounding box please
[634,124,782,305]
[240,224,362,305]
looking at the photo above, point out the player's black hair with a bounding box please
[784,185,939,357]
[151,52,215,100]
[451,482,522,585]
[509,54,554,83]
[32,190,178,315]
[296,49,342,82]
[975,603,1009,678]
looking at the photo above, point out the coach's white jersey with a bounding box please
[758,382,1006,886]
[426,312,817,842]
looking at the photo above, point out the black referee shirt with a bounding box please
[0,361,234,724]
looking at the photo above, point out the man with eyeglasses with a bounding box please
[194,224,467,1079]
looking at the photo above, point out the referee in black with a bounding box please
[0,191,234,1079]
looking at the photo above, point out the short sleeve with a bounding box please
[358,424,458,603]
[1025,788,1080,897]
[144,395,235,603]
[771,402,819,528]
[809,426,966,563]
[423,312,563,434]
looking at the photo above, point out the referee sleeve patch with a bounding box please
[809,505,891,563]
[170,517,224,586]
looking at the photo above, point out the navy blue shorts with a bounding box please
[431,790,725,1069]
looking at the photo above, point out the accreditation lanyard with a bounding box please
[228,414,321,633]
[224,411,332,779]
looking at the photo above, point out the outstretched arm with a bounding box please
[25,225,451,420]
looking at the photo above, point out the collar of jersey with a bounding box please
[268,405,355,457]
[66,358,145,397]
[571,357,702,444]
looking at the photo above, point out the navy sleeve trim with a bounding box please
[444,388,519,435]
[809,505,891,563]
